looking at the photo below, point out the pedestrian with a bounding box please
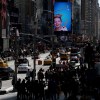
[38,80,45,100]
[56,81,62,99]
[84,43,94,69]
[12,75,16,91]
[34,80,39,100]
[48,80,54,99]
[26,69,31,79]
[37,68,44,82]
[26,78,31,99]
[45,70,49,83]
[15,78,21,100]
[30,80,35,99]
[62,80,68,99]
[21,79,26,100]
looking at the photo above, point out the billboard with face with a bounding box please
[54,2,72,32]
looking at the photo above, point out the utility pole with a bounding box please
[14,28,19,90]
[51,11,55,67]
[42,10,54,67]
[33,1,37,80]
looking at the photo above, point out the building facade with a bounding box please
[14,0,39,33]
[98,7,100,40]
[0,0,9,52]
[15,0,29,33]
[7,0,20,48]
[73,0,81,34]
[81,0,99,41]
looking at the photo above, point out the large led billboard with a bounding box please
[54,2,72,32]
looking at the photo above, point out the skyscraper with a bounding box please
[14,0,33,33]
[73,0,81,34]
[81,0,99,40]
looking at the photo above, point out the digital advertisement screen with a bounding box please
[54,2,72,32]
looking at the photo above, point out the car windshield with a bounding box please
[18,58,29,65]
[19,63,28,66]
[0,68,12,72]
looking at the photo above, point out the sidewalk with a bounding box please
[0,79,13,94]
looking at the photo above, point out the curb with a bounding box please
[0,86,13,95]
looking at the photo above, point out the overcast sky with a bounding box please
[99,0,100,6]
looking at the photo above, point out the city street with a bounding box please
[1,52,51,89]
[0,52,50,95]
[0,50,82,100]
[0,0,100,100]
[0,52,65,100]
[0,92,17,100]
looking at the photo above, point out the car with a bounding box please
[0,58,8,68]
[17,63,32,73]
[43,59,52,65]
[0,67,14,80]
[17,58,29,66]
[60,53,68,60]
[70,55,80,69]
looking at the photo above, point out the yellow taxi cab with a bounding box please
[60,53,68,60]
[0,58,8,68]
[43,59,52,65]
[0,58,12,80]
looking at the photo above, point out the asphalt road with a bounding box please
[1,52,51,90]
[0,51,81,100]
[0,52,66,100]
[0,52,51,99]
[0,92,17,100]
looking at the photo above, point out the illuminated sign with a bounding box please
[54,2,72,32]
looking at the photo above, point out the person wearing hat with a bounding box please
[54,14,68,31]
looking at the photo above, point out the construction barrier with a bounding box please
[38,60,42,65]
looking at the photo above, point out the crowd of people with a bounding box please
[15,63,100,100]
[1,41,99,100]
[12,42,100,100]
